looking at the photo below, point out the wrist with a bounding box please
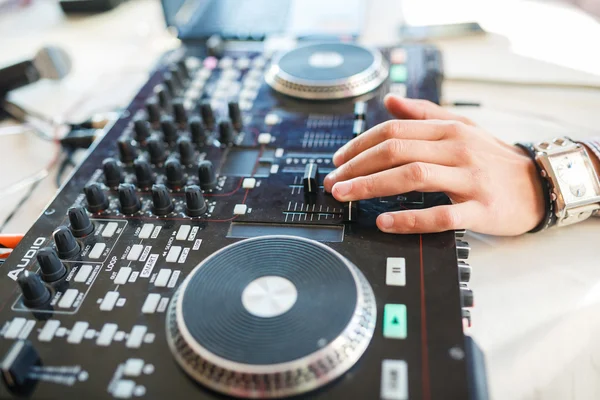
[514,143,554,232]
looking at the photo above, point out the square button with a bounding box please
[123,358,144,377]
[383,304,407,339]
[233,204,247,215]
[258,133,272,144]
[390,48,407,64]
[386,258,406,286]
[390,65,408,83]
[389,84,407,97]
[242,178,256,189]
[381,359,409,400]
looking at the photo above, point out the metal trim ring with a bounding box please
[166,235,377,398]
[264,43,389,100]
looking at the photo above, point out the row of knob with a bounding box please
[18,182,210,308]
[85,182,208,217]
[133,102,241,146]
[141,58,243,146]
[144,97,242,131]
[17,207,97,308]
[103,157,216,191]
[455,230,474,326]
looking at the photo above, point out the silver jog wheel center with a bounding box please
[241,276,298,318]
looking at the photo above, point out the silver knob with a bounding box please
[458,261,471,283]
[456,240,470,260]
[454,229,466,238]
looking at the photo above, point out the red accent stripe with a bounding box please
[419,234,431,400]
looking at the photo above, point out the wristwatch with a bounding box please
[532,137,600,227]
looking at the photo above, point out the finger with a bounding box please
[376,201,480,234]
[330,162,470,202]
[324,139,458,192]
[333,119,454,167]
[384,95,475,126]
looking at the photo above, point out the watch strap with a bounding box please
[515,142,557,232]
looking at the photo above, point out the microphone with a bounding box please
[0,46,72,97]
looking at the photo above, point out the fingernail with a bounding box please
[332,151,342,165]
[379,214,393,229]
[323,173,335,190]
[333,181,352,197]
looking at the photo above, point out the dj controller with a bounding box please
[0,41,486,399]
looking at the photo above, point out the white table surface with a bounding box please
[1,1,600,399]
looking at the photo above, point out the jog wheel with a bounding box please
[265,42,389,100]
[166,235,377,398]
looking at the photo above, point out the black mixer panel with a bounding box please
[0,42,484,399]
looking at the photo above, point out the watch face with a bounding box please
[549,151,600,204]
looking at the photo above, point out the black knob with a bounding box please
[146,137,166,164]
[198,160,217,190]
[458,261,471,283]
[172,99,187,126]
[117,139,136,164]
[460,286,474,308]
[118,183,141,214]
[178,138,195,165]
[36,247,67,283]
[133,117,151,142]
[157,86,172,112]
[84,183,109,213]
[151,184,174,216]
[456,240,470,260]
[68,206,94,237]
[165,158,185,189]
[218,119,235,146]
[18,271,51,308]
[134,158,154,189]
[177,58,189,80]
[161,115,178,143]
[169,64,185,87]
[145,99,161,124]
[189,116,207,145]
[200,101,215,129]
[53,226,80,259]
[102,158,123,187]
[228,101,242,130]
[207,34,224,58]
[185,185,207,216]
[0,339,42,392]
[163,72,178,96]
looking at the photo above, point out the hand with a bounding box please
[323,95,546,236]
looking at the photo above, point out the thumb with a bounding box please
[384,95,475,126]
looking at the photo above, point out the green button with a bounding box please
[383,304,407,339]
[390,65,408,83]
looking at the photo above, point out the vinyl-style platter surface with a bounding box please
[265,42,389,100]
[167,236,376,398]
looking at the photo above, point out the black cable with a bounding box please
[0,179,43,233]
[55,150,76,188]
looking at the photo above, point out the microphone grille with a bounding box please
[33,46,72,80]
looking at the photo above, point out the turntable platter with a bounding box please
[166,235,377,398]
[265,43,389,100]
